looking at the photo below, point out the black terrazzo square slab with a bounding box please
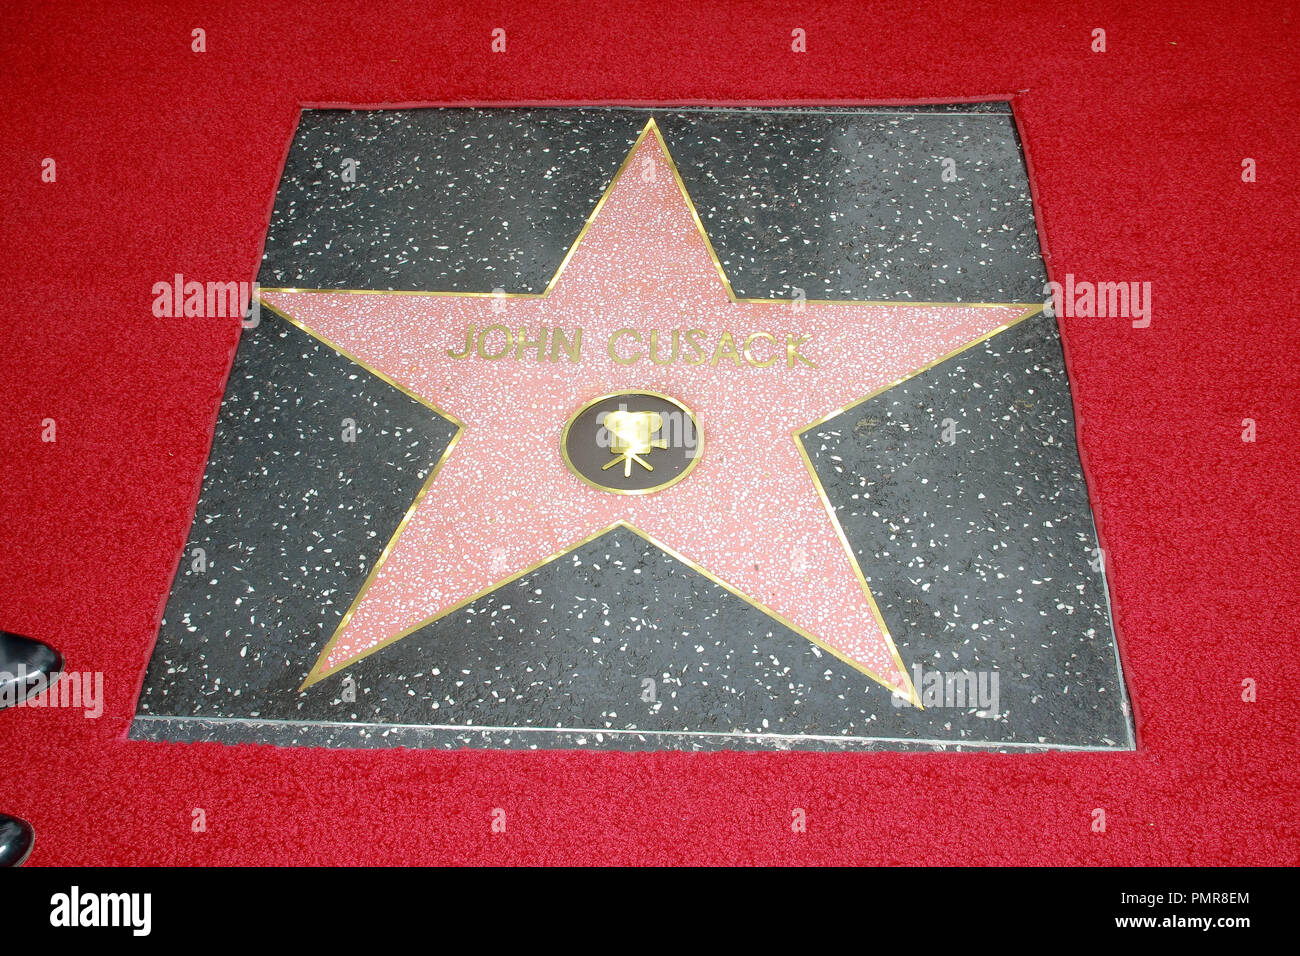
[133,106,1132,752]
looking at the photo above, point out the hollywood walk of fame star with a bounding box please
[259,119,1041,704]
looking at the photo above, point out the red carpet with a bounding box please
[1,1,1296,865]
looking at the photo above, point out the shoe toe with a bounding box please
[0,815,34,867]
[0,630,63,706]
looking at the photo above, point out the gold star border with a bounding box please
[257,118,1044,707]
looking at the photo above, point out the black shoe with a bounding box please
[0,629,63,709]
[0,814,34,867]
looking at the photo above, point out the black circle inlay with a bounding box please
[561,391,703,495]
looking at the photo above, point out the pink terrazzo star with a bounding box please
[262,120,1038,703]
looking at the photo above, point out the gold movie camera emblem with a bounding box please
[561,390,703,495]
[601,409,668,477]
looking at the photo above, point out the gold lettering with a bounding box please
[743,332,778,368]
[648,329,679,366]
[608,329,643,366]
[514,327,547,361]
[477,324,513,360]
[682,329,708,365]
[710,331,744,367]
[447,323,475,359]
[551,327,582,363]
[785,334,815,368]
